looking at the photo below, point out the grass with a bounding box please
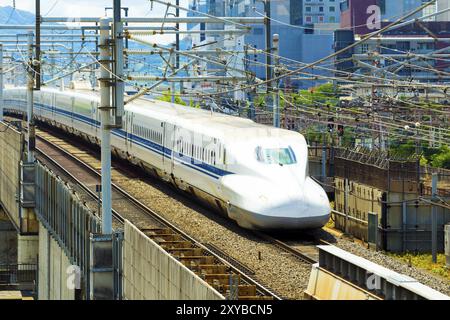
[388,252,450,280]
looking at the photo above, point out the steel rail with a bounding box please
[34,139,126,224]
[254,231,332,265]
[34,129,282,300]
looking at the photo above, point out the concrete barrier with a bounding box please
[123,221,224,300]
[0,122,38,234]
[38,222,75,300]
[305,245,450,300]
[0,209,17,264]
[0,121,38,267]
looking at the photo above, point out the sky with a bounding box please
[0,0,189,43]
[0,0,188,17]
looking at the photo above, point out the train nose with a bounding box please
[228,178,331,230]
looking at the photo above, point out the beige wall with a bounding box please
[17,234,38,264]
[0,122,38,234]
[38,222,75,300]
[123,221,224,300]
[0,122,22,229]
[334,177,383,241]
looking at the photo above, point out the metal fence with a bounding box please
[0,263,37,285]
[333,176,450,253]
[35,161,101,298]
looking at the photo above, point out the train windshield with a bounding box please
[256,146,297,165]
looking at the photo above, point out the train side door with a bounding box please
[162,122,175,176]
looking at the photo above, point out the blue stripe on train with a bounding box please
[5,99,232,180]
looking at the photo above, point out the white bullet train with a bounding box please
[3,87,331,230]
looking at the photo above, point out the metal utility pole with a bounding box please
[27,31,35,162]
[264,0,271,87]
[35,0,41,90]
[113,0,124,128]
[171,43,176,104]
[321,144,327,181]
[176,0,183,94]
[99,18,112,234]
[0,44,3,122]
[431,173,438,263]
[272,34,280,128]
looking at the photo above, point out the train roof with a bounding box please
[9,87,302,143]
[127,93,300,142]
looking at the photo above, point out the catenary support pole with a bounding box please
[272,34,279,128]
[113,0,124,128]
[35,0,41,90]
[432,173,438,263]
[322,145,327,181]
[27,31,35,163]
[171,43,176,103]
[176,0,181,92]
[99,18,112,234]
[264,0,271,87]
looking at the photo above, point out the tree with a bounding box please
[430,146,450,169]
[157,91,186,106]
[254,93,267,110]
[297,83,340,107]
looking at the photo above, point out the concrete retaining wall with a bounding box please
[334,177,450,252]
[334,177,383,241]
[0,209,17,264]
[123,221,224,300]
[0,122,37,234]
[17,234,38,264]
[0,122,22,230]
[38,222,75,300]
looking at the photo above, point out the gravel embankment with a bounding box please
[41,129,450,298]
[116,177,312,300]
[39,129,315,299]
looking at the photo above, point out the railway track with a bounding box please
[34,128,281,300]
[256,232,331,265]
[11,117,337,299]
[35,126,332,268]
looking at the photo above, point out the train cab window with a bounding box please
[256,146,297,165]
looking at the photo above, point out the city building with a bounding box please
[435,0,450,21]
[303,0,341,26]
[187,0,341,89]
[334,22,450,83]
[339,0,425,35]
[422,0,450,22]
